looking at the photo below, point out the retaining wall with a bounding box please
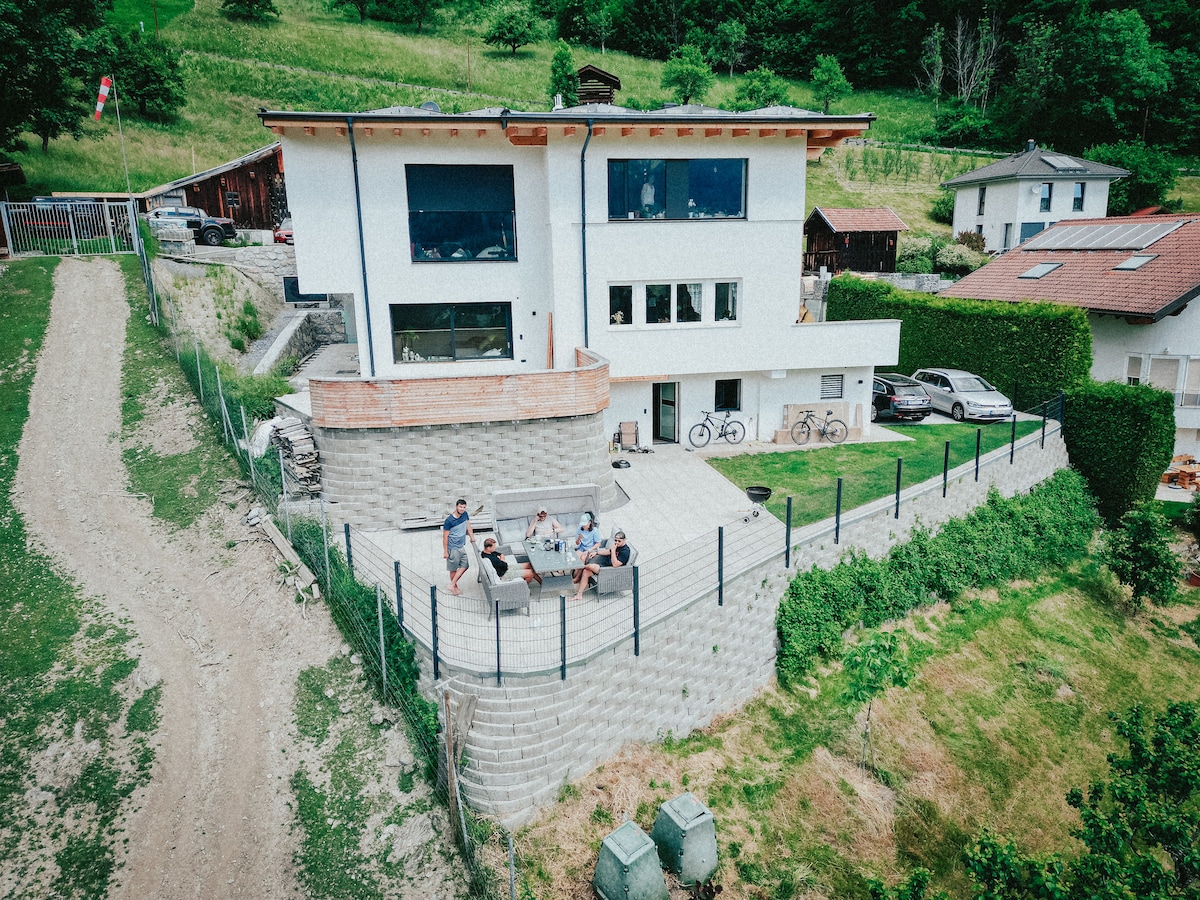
[432,427,1070,826]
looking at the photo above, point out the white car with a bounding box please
[912,368,1013,422]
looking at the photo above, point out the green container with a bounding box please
[650,792,717,886]
[593,821,668,900]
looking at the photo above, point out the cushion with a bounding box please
[480,557,499,585]
[496,517,529,546]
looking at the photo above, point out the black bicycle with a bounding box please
[790,408,848,445]
[688,410,746,447]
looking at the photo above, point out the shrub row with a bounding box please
[1064,380,1176,526]
[825,278,1092,410]
[775,468,1099,687]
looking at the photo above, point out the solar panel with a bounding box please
[1042,154,1085,171]
[1022,220,1185,251]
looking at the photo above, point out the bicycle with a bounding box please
[790,408,848,445]
[688,410,746,447]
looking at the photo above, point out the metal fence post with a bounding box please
[895,457,903,519]
[975,428,982,481]
[717,526,724,606]
[194,337,204,403]
[321,496,332,596]
[509,834,516,900]
[394,561,404,630]
[376,585,388,697]
[785,496,793,568]
[1041,403,1047,448]
[1010,415,1017,464]
[430,586,440,681]
[559,594,567,680]
[240,404,255,484]
[942,440,950,497]
[214,366,230,444]
[632,568,640,657]
[835,477,843,544]
[280,447,291,541]
[344,522,353,576]
[494,601,502,686]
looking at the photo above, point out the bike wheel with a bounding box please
[688,423,712,448]
[825,419,848,443]
[724,420,746,444]
[790,421,812,445]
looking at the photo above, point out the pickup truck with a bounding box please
[145,205,237,246]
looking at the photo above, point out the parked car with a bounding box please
[912,368,1014,421]
[145,205,236,246]
[273,217,293,244]
[871,373,933,422]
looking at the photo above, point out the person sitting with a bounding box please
[572,531,631,601]
[526,507,566,540]
[482,537,540,585]
[574,513,599,554]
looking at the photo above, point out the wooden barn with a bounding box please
[576,65,621,104]
[144,143,287,231]
[803,207,908,274]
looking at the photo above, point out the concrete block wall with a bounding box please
[314,413,618,528]
[430,428,1069,826]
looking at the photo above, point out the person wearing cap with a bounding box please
[574,512,599,554]
[525,507,565,540]
[572,531,630,601]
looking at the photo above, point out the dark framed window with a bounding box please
[646,284,672,324]
[406,165,516,261]
[608,159,746,220]
[224,190,240,208]
[676,283,702,322]
[1039,183,1053,213]
[1073,182,1085,211]
[715,378,741,411]
[390,302,512,362]
[609,285,632,326]
[977,186,986,215]
[715,282,737,321]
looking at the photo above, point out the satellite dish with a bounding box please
[420,101,441,113]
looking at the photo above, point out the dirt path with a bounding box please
[12,257,338,897]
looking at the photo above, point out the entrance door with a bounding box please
[652,382,678,443]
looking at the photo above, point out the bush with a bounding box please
[956,230,986,252]
[1063,380,1176,526]
[931,190,955,225]
[826,277,1093,409]
[897,235,933,264]
[1102,503,1180,611]
[896,256,933,274]
[775,470,1098,685]
[935,242,989,276]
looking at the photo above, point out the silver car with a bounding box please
[912,368,1014,422]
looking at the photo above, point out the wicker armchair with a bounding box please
[471,541,530,618]
[596,538,638,597]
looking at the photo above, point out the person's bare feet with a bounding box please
[448,584,463,596]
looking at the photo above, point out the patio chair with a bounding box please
[618,421,639,451]
[596,537,638,598]
[470,540,530,618]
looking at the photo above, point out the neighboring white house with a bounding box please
[257,102,902,523]
[942,140,1128,253]
[941,214,1200,454]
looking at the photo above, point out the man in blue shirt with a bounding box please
[442,498,475,595]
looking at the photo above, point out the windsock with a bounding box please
[94,76,112,121]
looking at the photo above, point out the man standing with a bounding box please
[442,498,474,595]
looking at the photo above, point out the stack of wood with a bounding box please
[271,417,321,494]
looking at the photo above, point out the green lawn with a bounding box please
[709,419,1043,526]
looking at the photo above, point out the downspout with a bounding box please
[346,116,377,377]
[580,119,594,349]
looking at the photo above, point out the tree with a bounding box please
[661,44,714,106]
[711,20,747,77]
[947,15,1001,114]
[917,24,945,110]
[810,54,851,114]
[967,703,1200,899]
[548,40,579,108]
[110,30,185,120]
[330,0,369,22]
[1103,502,1180,611]
[733,66,789,111]
[220,0,280,21]
[841,631,912,767]
[484,3,538,55]
[1086,141,1179,215]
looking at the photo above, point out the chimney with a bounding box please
[1026,138,1036,152]
[553,93,564,111]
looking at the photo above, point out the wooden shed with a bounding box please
[576,65,621,105]
[144,143,287,231]
[803,207,908,274]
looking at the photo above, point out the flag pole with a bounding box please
[109,75,156,323]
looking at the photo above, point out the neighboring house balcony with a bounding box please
[308,348,609,430]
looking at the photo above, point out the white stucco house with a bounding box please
[257,102,902,524]
[942,140,1128,253]
[941,214,1200,454]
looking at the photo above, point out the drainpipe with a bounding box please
[346,116,377,377]
[580,119,594,349]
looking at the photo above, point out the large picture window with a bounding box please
[608,159,746,220]
[406,165,516,261]
[612,279,741,327]
[391,303,512,362]
[609,285,632,326]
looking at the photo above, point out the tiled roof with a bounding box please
[808,207,909,232]
[940,216,1200,320]
[942,145,1128,187]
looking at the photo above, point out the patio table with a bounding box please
[523,538,584,576]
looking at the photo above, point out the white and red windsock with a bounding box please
[94,76,112,121]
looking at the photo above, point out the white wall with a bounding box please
[952,177,1113,252]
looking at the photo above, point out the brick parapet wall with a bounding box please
[314,413,618,528]
[426,428,1070,826]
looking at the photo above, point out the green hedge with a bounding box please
[1063,380,1176,526]
[825,278,1093,410]
[775,469,1099,687]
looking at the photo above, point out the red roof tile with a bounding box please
[941,216,1200,320]
[809,207,909,233]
